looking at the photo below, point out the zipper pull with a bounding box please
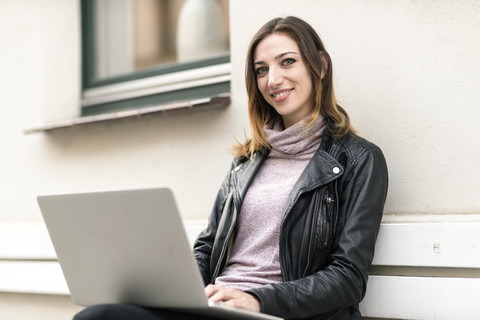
[325,196,334,222]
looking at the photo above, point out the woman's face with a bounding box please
[253,32,313,128]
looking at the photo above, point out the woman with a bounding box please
[74,16,388,320]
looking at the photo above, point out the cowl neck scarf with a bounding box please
[264,115,326,157]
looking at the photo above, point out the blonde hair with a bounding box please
[232,16,353,158]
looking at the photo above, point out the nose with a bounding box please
[268,67,283,88]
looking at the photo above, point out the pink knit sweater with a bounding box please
[214,116,325,291]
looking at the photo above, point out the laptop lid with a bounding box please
[38,187,283,320]
[38,188,208,308]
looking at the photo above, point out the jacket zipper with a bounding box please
[211,216,235,282]
[303,190,322,277]
[334,180,341,230]
[322,193,334,248]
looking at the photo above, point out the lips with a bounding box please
[271,88,293,102]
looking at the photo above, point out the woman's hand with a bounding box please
[205,284,261,312]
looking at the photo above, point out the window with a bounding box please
[81,0,230,116]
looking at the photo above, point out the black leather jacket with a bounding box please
[193,128,388,320]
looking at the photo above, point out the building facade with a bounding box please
[1,1,479,319]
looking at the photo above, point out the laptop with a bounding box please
[37,187,282,320]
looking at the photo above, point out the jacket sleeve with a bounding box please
[193,161,235,285]
[249,146,388,319]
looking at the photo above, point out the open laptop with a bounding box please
[37,188,282,320]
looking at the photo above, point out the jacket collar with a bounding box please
[291,129,344,193]
[231,129,344,208]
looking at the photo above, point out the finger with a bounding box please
[219,296,251,311]
[219,292,261,312]
[205,285,229,302]
[220,298,240,308]
[204,284,217,298]
[205,284,230,299]
[208,286,241,304]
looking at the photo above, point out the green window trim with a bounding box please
[81,0,231,117]
[83,81,231,116]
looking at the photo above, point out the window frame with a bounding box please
[80,0,231,116]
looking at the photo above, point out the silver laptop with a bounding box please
[37,188,282,320]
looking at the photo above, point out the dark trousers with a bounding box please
[73,304,211,320]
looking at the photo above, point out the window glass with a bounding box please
[91,0,229,82]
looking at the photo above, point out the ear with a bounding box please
[319,51,328,80]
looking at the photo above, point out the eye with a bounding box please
[255,66,268,76]
[282,57,296,66]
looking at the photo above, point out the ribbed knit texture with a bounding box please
[214,116,325,290]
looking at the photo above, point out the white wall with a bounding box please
[0,0,81,222]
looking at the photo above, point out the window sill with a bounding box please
[24,93,230,134]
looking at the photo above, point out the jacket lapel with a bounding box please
[284,138,344,217]
[291,148,343,195]
[231,148,268,211]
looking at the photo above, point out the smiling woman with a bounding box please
[235,16,353,159]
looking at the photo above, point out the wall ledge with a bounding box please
[24,94,230,134]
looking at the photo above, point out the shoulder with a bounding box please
[332,132,386,167]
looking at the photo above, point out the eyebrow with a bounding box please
[253,51,299,65]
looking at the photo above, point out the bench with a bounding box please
[1,219,479,319]
[360,220,480,319]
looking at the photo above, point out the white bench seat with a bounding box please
[1,219,479,319]
[360,222,480,319]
